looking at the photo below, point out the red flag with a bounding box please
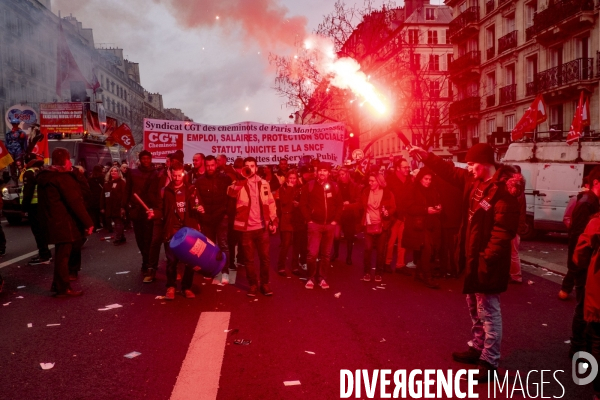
[108,124,135,149]
[56,23,93,97]
[356,156,370,176]
[0,142,14,170]
[567,91,588,145]
[511,95,548,141]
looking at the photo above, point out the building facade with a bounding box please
[446,0,600,160]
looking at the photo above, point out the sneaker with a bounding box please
[184,289,195,299]
[305,279,315,289]
[142,269,155,283]
[406,261,416,268]
[221,273,229,285]
[247,285,258,297]
[28,256,52,265]
[165,287,176,300]
[319,280,329,289]
[472,360,498,383]
[558,290,569,300]
[374,275,382,282]
[362,274,371,282]
[260,284,273,296]
[452,347,482,365]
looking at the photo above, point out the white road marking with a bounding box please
[170,312,230,400]
[0,246,55,269]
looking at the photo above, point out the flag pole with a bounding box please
[531,126,538,162]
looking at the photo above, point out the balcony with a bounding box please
[498,0,512,7]
[449,96,480,122]
[486,93,495,107]
[526,81,537,96]
[528,58,593,95]
[498,31,517,54]
[499,84,516,105]
[449,51,481,80]
[526,0,594,45]
[486,46,495,60]
[449,7,480,43]
[486,0,495,14]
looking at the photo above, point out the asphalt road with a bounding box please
[0,223,593,400]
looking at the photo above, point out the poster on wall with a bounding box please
[143,119,345,164]
[5,104,38,127]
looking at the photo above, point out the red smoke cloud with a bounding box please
[163,0,307,49]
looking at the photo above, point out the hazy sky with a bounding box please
[52,0,402,124]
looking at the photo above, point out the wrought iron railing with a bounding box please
[486,0,495,14]
[486,46,495,60]
[486,94,495,107]
[498,0,512,7]
[533,58,593,93]
[527,0,594,37]
[449,50,481,74]
[526,81,537,96]
[448,7,480,40]
[525,25,535,41]
[449,96,480,120]
[498,30,518,54]
[499,84,516,105]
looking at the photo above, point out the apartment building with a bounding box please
[446,0,600,160]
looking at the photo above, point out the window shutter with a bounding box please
[441,29,446,44]
[441,54,447,71]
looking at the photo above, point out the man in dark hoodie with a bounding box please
[123,150,160,278]
[37,148,94,297]
[410,143,519,383]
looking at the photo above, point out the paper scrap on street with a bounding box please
[40,363,55,370]
[372,288,377,291]
[115,271,130,274]
[284,380,301,386]
[565,340,571,344]
[305,351,315,355]
[124,351,141,359]
[27,323,32,328]
[46,324,60,327]
[155,296,165,300]
[3,302,10,306]
[99,304,123,311]
[233,339,252,345]
[528,280,534,285]
[16,296,24,299]
[542,323,548,326]
[380,338,386,342]
[334,292,341,298]
[376,286,385,289]
[17,286,25,289]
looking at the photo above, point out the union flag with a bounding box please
[566,91,590,145]
[511,95,547,141]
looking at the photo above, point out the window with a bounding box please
[486,72,496,95]
[410,53,421,69]
[526,55,537,84]
[430,80,440,97]
[408,30,419,45]
[505,114,516,132]
[525,2,537,29]
[426,8,435,20]
[505,14,515,34]
[487,118,496,134]
[427,30,438,44]
[486,25,495,57]
[430,107,440,125]
[470,124,479,139]
[458,2,467,12]
[505,64,515,85]
[429,54,440,71]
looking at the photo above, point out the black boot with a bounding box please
[331,240,339,262]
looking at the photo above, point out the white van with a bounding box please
[502,142,599,239]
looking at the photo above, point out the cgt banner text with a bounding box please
[143,118,345,164]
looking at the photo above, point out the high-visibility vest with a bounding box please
[24,167,39,204]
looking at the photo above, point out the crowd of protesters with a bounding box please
[4,142,600,392]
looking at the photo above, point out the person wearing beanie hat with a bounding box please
[36,148,94,297]
[138,150,152,160]
[409,144,519,382]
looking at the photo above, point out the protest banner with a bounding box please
[143,119,345,164]
[40,102,84,134]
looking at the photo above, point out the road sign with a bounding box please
[352,149,364,161]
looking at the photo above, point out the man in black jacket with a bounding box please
[332,167,361,265]
[410,143,519,382]
[567,165,600,357]
[149,160,203,300]
[196,155,232,284]
[22,154,52,265]
[299,161,342,290]
[123,150,160,278]
[37,148,94,297]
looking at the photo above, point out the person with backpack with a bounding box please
[100,166,127,246]
[299,161,342,290]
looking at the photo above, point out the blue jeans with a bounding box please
[466,293,502,367]
[241,228,270,287]
[307,222,336,282]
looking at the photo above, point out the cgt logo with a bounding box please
[145,131,183,152]
[148,132,179,144]
[572,351,598,386]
